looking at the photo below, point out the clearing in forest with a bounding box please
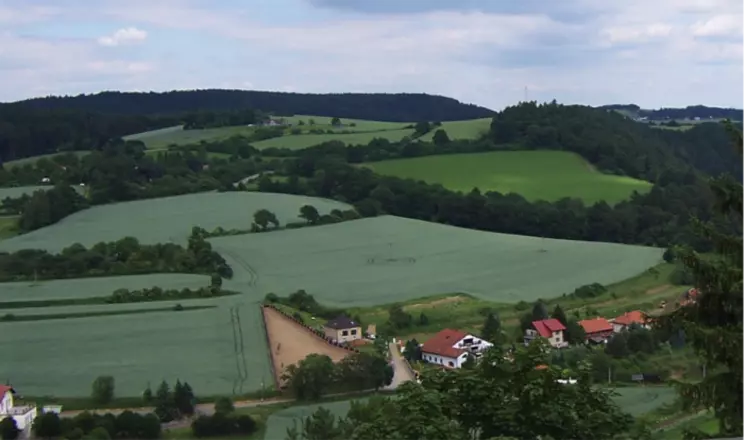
[262,306,351,386]
[362,150,653,205]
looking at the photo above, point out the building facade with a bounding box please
[524,319,568,348]
[421,329,494,369]
[323,316,362,343]
[0,386,37,431]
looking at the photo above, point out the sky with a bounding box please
[0,0,742,110]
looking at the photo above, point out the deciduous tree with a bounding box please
[299,205,320,224]
[91,375,115,405]
[0,417,19,440]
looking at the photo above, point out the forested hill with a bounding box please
[490,102,742,180]
[599,104,742,121]
[7,90,495,122]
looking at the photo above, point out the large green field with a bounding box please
[0,192,350,252]
[251,128,414,150]
[209,215,663,306]
[362,151,653,205]
[417,118,492,142]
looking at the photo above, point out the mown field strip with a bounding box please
[209,215,664,306]
[0,192,351,252]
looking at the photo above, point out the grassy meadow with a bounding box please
[0,192,350,252]
[209,215,663,306]
[417,118,492,141]
[362,151,653,205]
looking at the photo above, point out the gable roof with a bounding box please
[0,385,13,396]
[532,319,566,338]
[421,328,468,358]
[324,316,360,330]
[614,310,647,326]
[579,317,613,334]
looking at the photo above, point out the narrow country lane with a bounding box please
[384,341,416,390]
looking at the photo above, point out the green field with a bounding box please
[417,118,492,141]
[209,215,662,306]
[362,151,653,204]
[0,185,54,199]
[611,387,678,416]
[278,115,407,131]
[0,191,350,252]
[251,128,415,150]
[2,151,90,168]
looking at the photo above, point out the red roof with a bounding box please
[614,310,646,326]
[0,385,12,396]
[421,328,468,358]
[579,317,613,334]
[532,319,566,338]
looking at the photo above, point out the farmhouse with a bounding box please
[0,385,37,431]
[524,319,568,348]
[323,316,362,343]
[420,328,493,368]
[579,317,614,343]
[611,310,650,332]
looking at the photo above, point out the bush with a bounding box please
[191,413,257,438]
[91,376,115,405]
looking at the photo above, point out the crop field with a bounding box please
[0,185,54,199]
[278,115,408,131]
[263,398,367,440]
[362,151,653,205]
[417,118,492,141]
[209,215,663,306]
[611,387,677,416]
[0,274,208,302]
[0,299,272,397]
[2,151,90,169]
[0,192,351,252]
[251,128,415,150]
[126,125,263,150]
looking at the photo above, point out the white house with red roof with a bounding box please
[420,329,494,369]
[579,317,614,343]
[524,319,568,348]
[0,385,37,431]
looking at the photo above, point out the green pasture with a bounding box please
[362,151,653,205]
[0,192,350,252]
[0,185,54,199]
[418,118,492,141]
[209,215,663,306]
[0,274,208,301]
[611,387,678,416]
[251,128,415,150]
[2,151,90,168]
[0,299,271,397]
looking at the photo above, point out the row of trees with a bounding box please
[191,397,257,438]
[0,236,232,282]
[282,353,393,401]
[31,410,161,439]
[1,184,90,231]
[107,285,230,304]
[264,290,353,321]
[286,341,644,440]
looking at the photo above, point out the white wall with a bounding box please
[0,392,11,414]
[422,352,468,368]
[453,334,493,353]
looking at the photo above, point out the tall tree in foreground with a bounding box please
[662,120,743,438]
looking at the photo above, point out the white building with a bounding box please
[0,386,37,431]
[420,329,494,369]
[524,319,568,348]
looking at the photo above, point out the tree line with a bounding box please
[2,184,89,231]
[0,235,232,282]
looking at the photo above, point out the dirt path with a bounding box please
[263,307,351,386]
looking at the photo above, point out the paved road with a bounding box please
[385,342,416,390]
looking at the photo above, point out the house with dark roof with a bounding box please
[323,316,362,343]
[611,310,650,333]
[420,329,494,369]
[524,319,568,348]
[579,317,614,343]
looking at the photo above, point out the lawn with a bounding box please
[251,128,415,150]
[0,192,351,252]
[362,151,653,205]
[209,215,663,306]
[611,386,678,417]
[417,118,492,141]
[0,298,272,398]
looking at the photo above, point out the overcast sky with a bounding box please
[1,0,742,110]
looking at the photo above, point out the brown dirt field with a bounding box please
[405,295,467,310]
[263,307,351,386]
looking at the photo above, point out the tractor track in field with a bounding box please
[222,249,259,287]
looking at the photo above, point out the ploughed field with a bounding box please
[362,151,653,205]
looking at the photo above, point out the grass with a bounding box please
[0,216,19,240]
[251,128,415,150]
[0,192,350,252]
[0,185,54,199]
[417,118,492,141]
[0,289,239,309]
[209,215,663,307]
[263,398,369,440]
[362,151,653,205]
[278,115,408,131]
[0,304,214,323]
[610,386,678,417]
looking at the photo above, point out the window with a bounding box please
[448,361,454,367]
[341,330,348,336]
[351,329,357,335]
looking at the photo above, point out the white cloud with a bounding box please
[691,15,741,37]
[601,23,673,44]
[97,27,148,47]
